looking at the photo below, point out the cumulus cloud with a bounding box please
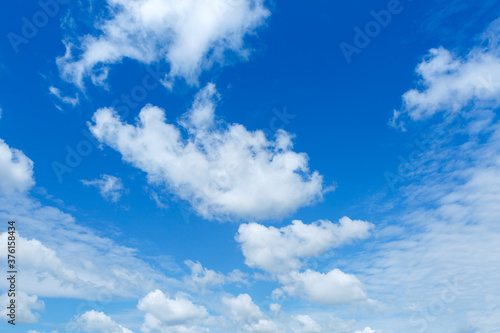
[236,217,373,274]
[73,310,134,333]
[391,17,500,128]
[57,0,270,88]
[0,291,44,324]
[138,289,209,333]
[275,269,369,306]
[81,175,125,202]
[89,84,325,220]
[0,138,34,193]
[236,218,372,307]
[222,294,279,332]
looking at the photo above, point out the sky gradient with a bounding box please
[1,0,500,332]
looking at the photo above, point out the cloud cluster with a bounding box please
[138,289,210,333]
[236,217,373,306]
[236,217,373,274]
[0,138,34,194]
[57,0,270,88]
[89,84,325,220]
[276,269,368,306]
[222,294,278,332]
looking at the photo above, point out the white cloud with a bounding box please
[359,121,500,331]
[74,310,134,333]
[138,289,209,333]
[354,328,377,333]
[293,315,322,333]
[392,17,500,128]
[269,303,281,316]
[89,84,325,220]
[275,269,369,306]
[236,217,372,307]
[183,260,248,292]
[0,138,34,194]
[57,0,270,88]
[0,137,170,302]
[82,175,125,202]
[184,260,224,291]
[354,17,500,332]
[236,217,373,274]
[0,231,164,300]
[0,291,44,324]
[49,86,79,107]
[222,294,279,332]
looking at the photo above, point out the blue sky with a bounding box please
[1,0,500,332]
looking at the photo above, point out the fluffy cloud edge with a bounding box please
[89,84,326,220]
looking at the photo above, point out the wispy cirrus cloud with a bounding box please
[81,174,126,202]
[49,86,79,107]
[357,16,500,332]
